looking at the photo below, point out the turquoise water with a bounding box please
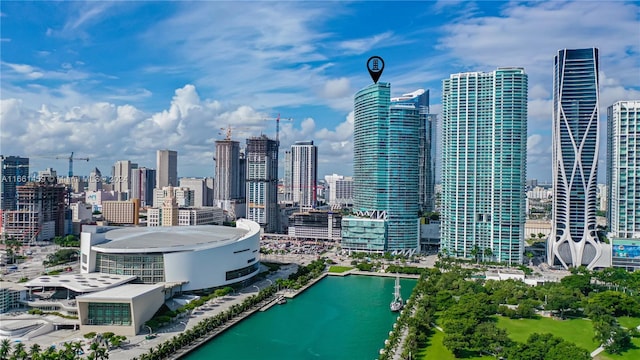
[186,275,416,360]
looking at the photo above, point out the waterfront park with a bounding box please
[125,255,640,360]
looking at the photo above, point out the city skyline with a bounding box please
[1,1,638,181]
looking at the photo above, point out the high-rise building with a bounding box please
[324,174,354,207]
[607,100,640,270]
[290,141,317,212]
[214,140,242,212]
[180,177,208,208]
[342,83,421,253]
[0,156,29,211]
[113,160,138,199]
[131,167,156,207]
[441,68,528,264]
[283,150,293,203]
[390,90,436,212]
[88,168,102,192]
[548,48,609,269]
[246,135,279,233]
[156,150,178,188]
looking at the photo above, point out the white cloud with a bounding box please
[320,78,352,99]
[336,31,395,55]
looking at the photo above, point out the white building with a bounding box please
[112,160,137,199]
[71,202,93,222]
[80,219,261,291]
[156,150,178,188]
[147,207,223,227]
[85,190,118,212]
[153,187,194,208]
[290,141,317,212]
[324,174,354,207]
[180,177,212,208]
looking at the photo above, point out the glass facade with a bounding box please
[95,253,165,284]
[225,262,260,281]
[343,83,421,252]
[441,68,527,264]
[607,101,640,242]
[87,302,132,326]
[549,48,605,269]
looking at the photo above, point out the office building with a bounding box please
[153,186,194,208]
[324,174,354,207]
[147,207,223,227]
[1,182,66,243]
[441,68,527,264]
[102,199,140,225]
[156,150,178,188]
[246,135,279,233]
[0,156,29,211]
[283,150,293,203]
[290,141,318,212]
[88,168,103,192]
[113,160,138,199]
[180,177,209,208]
[607,100,640,270]
[341,83,421,254]
[130,167,156,207]
[548,48,610,269]
[38,168,58,184]
[288,210,342,241]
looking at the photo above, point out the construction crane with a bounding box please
[219,125,250,141]
[263,113,293,143]
[55,152,89,177]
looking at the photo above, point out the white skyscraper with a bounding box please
[156,150,178,188]
[113,160,138,199]
[290,141,317,212]
[324,174,354,207]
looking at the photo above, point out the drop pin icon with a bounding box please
[367,56,385,84]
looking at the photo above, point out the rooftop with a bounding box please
[24,274,137,293]
[93,225,249,252]
[76,283,164,301]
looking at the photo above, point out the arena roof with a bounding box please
[76,283,164,301]
[93,225,250,252]
[24,274,137,293]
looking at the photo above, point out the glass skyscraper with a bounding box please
[441,68,527,264]
[342,82,421,253]
[549,48,609,269]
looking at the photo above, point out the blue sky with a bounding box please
[1,1,639,182]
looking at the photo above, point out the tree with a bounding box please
[12,342,27,360]
[0,339,11,360]
[28,343,41,360]
[470,245,481,263]
[537,232,546,240]
[483,247,493,262]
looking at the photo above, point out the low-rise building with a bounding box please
[0,282,27,313]
[102,199,140,225]
[147,207,224,227]
[287,210,342,241]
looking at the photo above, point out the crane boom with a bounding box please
[55,152,89,177]
[263,113,293,143]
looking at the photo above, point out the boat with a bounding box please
[390,275,403,312]
[277,297,287,305]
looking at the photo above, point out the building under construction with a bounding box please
[1,182,66,244]
[214,140,246,218]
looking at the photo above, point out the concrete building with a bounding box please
[153,186,194,208]
[71,202,93,222]
[441,68,527,264]
[112,160,137,200]
[214,140,244,215]
[80,219,261,290]
[290,141,318,212]
[130,167,156,207]
[156,150,178,188]
[180,177,210,208]
[88,168,103,192]
[0,155,30,211]
[102,200,140,225]
[1,182,66,243]
[525,220,552,240]
[246,136,280,233]
[0,282,27,313]
[147,207,224,227]
[549,48,609,269]
[342,83,422,254]
[283,150,293,204]
[37,168,57,183]
[85,190,118,212]
[76,284,165,336]
[324,174,354,207]
[288,210,341,241]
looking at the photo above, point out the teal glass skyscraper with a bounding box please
[342,82,421,253]
[441,68,527,264]
[549,48,609,269]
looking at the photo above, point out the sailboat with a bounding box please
[390,275,403,312]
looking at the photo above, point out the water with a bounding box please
[186,275,416,360]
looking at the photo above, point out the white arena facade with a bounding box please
[80,219,261,291]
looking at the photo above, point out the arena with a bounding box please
[80,219,261,291]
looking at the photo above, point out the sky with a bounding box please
[1,1,639,183]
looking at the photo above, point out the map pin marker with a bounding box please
[367,56,385,84]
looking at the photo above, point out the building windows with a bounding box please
[87,302,132,326]
[225,262,259,281]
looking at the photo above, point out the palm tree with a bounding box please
[0,339,12,359]
[470,245,480,263]
[28,343,42,360]
[12,342,27,360]
[483,247,493,262]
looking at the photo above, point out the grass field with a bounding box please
[495,316,600,351]
[594,338,640,360]
[418,330,493,360]
[617,316,640,329]
[327,265,353,273]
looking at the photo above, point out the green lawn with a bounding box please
[594,337,640,360]
[495,316,600,352]
[328,265,353,273]
[617,316,640,329]
[418,330,492,360]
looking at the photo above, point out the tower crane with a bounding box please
[218,125,251,141]
[55,152,89,177]
[263,113,293,143]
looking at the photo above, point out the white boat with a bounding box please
[390,275,403,312]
